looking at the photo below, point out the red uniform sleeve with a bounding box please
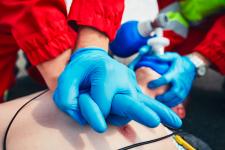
[194,15,225,75]
[68,0,124,41]
[0,0,76,65]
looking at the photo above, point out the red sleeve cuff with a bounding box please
[7,0,76,65]
[15,20,76,66]
[68,0,124,41]
[194,15,225,75]
[195,42,225,75]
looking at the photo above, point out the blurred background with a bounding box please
[6,0,225,149]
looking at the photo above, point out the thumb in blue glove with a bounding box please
[147,52,196,107]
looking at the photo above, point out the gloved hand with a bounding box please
[147,52,196,107]
[79,91,182,130]
[79,76,182,129]
[134,55,170,75]
[107,92,182,129]
[53,47,158,133]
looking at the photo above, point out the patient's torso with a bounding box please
[0,92,177,150]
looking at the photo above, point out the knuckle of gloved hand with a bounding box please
[98,59,115,72]
[60,101,77,112]
[53,94,75,111]
[53,97,68,111]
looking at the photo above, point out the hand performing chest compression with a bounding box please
[53,47,182,133]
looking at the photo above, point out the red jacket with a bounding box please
[0,0,124,65]
[0,0,124,101]
[158,0,225,75]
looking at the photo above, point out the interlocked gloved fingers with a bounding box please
[53,48,144,133]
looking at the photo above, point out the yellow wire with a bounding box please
[174,135,196,150]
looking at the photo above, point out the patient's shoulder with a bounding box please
[0,98,25,142]
[0,92,45,142]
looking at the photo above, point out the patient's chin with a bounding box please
[172,100,189,119]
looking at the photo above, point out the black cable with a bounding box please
[118,130,182,150]
[3,90,48,150]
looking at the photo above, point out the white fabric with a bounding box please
[122,0,158,23]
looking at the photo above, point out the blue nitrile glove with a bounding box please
[107,92,182,129]
[110,21,149,57]
[79,85,182,129]
[106,55,181,128]
[128,45,153,70]
[53,47,148,133]
[147,52,196,107]
[134,55,170,75]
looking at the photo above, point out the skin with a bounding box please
[0,92,177,150]
[36,26,109,91]
[0,67,179,150]
[191,52,210,66]
[36,25,210,120]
